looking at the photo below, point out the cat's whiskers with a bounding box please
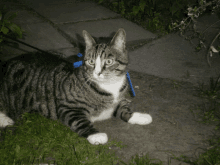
[78,72,92,94]
[85,72,108,103]
[78,73,103,102]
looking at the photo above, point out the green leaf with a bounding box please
[139,0,146,12]
[5,12,17,21]
[194,6,197,12]
[7,23,22,38]
[133,6,140,16]
[121,7,125,15]
[98,0,103,4]
[1,26,9,34]
[3,20,10,25]
[148,8,153,17]
[170,3,179,15]
[112,2,118,7]
[199,0,204,6]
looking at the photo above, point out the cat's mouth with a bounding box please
[85,71,118,83]
[93,72,104,79]
[92,73,112,83]
[93,75,106,82]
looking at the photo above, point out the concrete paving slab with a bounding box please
[19,0,81,6]
[48,47,80,57]
[58,18,157,46]
[127,33,220,85]
[18,23,73,50]
[6,9,45,25]
[0,1,43,26]
[20,1,120,24]
[0,0,25,9]
[1,23,74,58]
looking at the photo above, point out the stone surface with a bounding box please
[127,33,220,85]
[9,9,44,25]
[20,1,120,24]
[1,23,74,58]
[58,18,157,46]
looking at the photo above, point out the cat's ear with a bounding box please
[110,28,126,52]
[82,30,96,49]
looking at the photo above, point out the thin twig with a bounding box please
[202,20,220,34]
[207,32,220,67]
[185,18,192,30]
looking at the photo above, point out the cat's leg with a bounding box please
[114,99,152,125]
[0,112,14,127]
[58,108,108,145]
[76,122,108,145]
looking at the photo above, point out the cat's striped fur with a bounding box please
[0,29,152,145]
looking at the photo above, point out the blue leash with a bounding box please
[73,53,135,97]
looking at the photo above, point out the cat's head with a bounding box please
[82,28,128,82]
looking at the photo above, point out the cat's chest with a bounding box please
[89,76,126,123]
[99,76,126,102]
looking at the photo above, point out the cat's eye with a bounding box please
[88,59,95,65]
[105,59,114,65]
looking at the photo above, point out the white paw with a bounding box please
[0,112,14,127]
[128,112,152,125]
[87,133,108,145]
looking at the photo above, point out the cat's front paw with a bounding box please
[128,112,152,125]
[87,133,108,145]
[0,112,14,128]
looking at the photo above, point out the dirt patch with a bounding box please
[93,70,220,165]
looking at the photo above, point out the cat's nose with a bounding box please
[93,71,104,79]
[95,71,101,76]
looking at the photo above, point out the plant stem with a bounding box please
[202,20,220,34]
[207,32,220,67]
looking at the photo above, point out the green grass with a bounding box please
[0,113,127,165]
[127,153,163,165]
[0,112,165,165]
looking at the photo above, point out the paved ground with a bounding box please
[1,0,220,164]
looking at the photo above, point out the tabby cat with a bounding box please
[0,28,152,145]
